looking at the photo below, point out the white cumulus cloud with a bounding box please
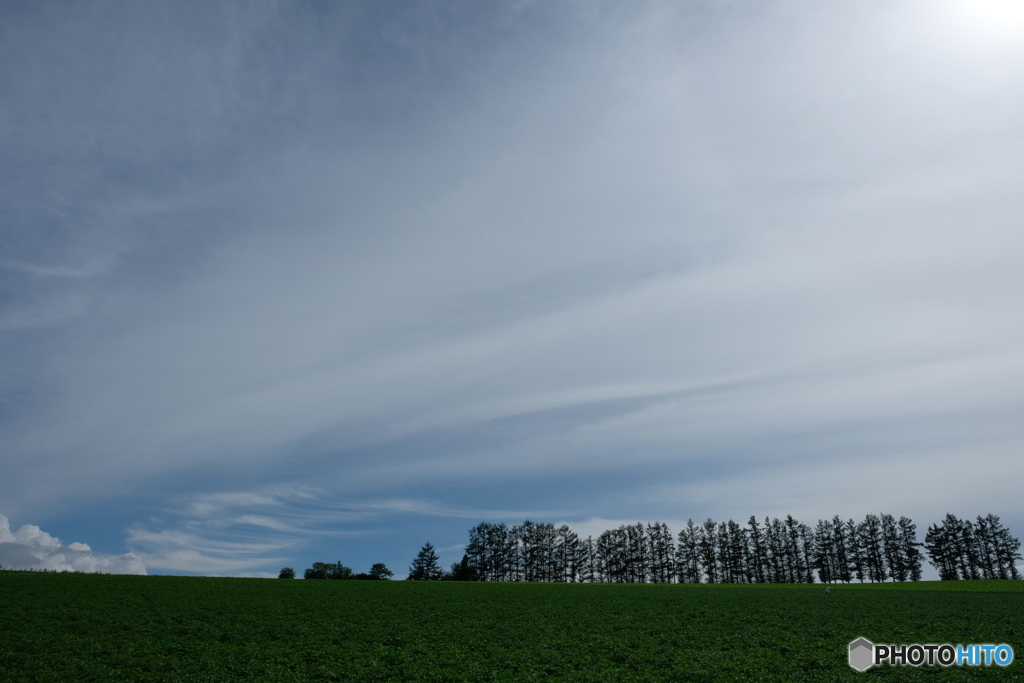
[0,513,146,575]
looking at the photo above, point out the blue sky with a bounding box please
[2,0,1023,578]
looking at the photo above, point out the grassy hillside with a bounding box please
[1,572,1020,681]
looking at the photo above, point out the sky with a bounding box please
[1,0,1023,579]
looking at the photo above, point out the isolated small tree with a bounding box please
[408,542,442,580]
[369,563,394,580]
[278,567,296,579]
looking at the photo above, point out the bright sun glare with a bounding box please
[922,0,1024,60]
[958,0,1024,37]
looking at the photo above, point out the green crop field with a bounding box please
[1,573,1021,682]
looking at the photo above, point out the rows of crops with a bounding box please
[1,572,1021,681]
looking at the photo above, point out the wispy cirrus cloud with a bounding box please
[123,486,556,575]
[1,0,1023,576]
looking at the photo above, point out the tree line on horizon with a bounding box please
[278,561,394,580]
[925,513,1022,581]
[284,512,1021,584]
[0,565,115,575]
[425,512,1020,584]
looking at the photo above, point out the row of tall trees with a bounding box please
[460,513,1019,584]
[925,514,1022,580]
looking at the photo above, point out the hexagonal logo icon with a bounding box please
[849,637,874,671]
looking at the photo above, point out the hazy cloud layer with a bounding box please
[2,0,1023,574]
